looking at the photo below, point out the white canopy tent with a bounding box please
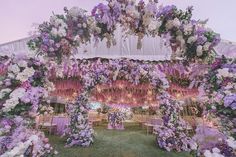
[0,31,235,61]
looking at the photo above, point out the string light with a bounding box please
[96,87,102,93]
[176,93,181,98]
[147,90,152,95]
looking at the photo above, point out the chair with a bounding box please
[38,115,57,135]
[183,116,196,135]
[145,118,163,135]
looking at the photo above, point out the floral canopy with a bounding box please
[0,0,235,157]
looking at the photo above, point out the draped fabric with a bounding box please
[0,29,235,60]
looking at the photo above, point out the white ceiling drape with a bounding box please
[0,28,235,60]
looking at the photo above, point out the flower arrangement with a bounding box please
[203,57,236,137]
[193,125,236,157]
[108,109,125,128]
[0,55,56,156]
[0,56,52,117]
[66,91,94,147]
[28,7,101,63]
[156,93,197,152]
[57,58,170,147]
[0,117,56,157]
[28,0,220,63]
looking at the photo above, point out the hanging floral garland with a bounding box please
[28,0,220,63]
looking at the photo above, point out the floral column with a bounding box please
[66,91,94,147]
[156,92,197,152]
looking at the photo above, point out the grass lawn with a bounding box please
[48,122,193,157]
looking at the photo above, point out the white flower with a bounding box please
[183,23,193,34]
[10,88,26,99]
[204,150,212,157]
[51,27,66,37]
[51,27,58,36]
[83,23,87,28]
[166,20,174,30]
[0,88,12,99]
[16,67,35,82]
[148,20,161,31]
[8,64,20,74]
[0,138,33,157]
[68,7,85,18]
[226,137,236,149]
[187,36,198,44]
[172,18,181,28]
[29,135,39,142]
[212,147,221,153]
[8,73,15,79]
[45,80,55,92]
[176,35,185,47]
[56,68,64,78]
[225,83,234,90]
[55,19,66,28]
[196,45,203,56]
[204,148,225,157]
[203,42,211,51]
[217,68,233,78]
[58,28,67,37]
[18,60,28,67]
[50,15,58,24]
[2,98,19,112]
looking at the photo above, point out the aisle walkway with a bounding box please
[48,122,192,157]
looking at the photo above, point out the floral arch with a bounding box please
[1,0,235,157]
[46,57,204,151]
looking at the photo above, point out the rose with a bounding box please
[172,18,181,28]
[187,36,197,44]
[203,42,211,51]
[196,45,203,56]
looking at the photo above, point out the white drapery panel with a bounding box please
[0,30,235,60]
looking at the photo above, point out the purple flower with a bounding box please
[224,94,236,110]
[157,5,176,18]
[196,36,207,45]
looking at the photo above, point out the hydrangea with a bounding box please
[226,137,236,149]
[224,94,236,110]
[217,68,234,78]
[9,87,26,99]
[2,98,19,112]
[17,60,28,68]
[0,88,11,99]
[8,64,20,74]
[16,67,35,82]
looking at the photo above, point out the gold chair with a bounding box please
[38,115,57,135]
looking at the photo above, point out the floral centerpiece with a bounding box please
[108,109,125,128]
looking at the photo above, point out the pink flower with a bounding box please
[21,81,31,89]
